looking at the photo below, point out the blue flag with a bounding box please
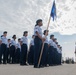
[50,0,56,21]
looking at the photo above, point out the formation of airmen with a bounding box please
[0,19,62,68]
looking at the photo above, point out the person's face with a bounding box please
[18,40,21,42]
[8,40,11,43]
[38,21,43,26]
[25,33,28,36]
[4,33,7,37]
[58,46,60,48]
[55,40,57,43]
[14,36,16,39]
[45,31,48,36]
[52,36,54,40]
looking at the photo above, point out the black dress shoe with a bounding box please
[39,65,44,68]
[0,62,2,64]
[24,63,28,66]
[20,63,25,66]
[49,64,54,66]
[45,65,48,67]
[34,65,39,68]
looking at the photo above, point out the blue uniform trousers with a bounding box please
[34,36,42,67]
[28,45,34,65]
[20,44,27,65]
[41,43,48,66]
[10,45,16,63]
[1,43,7,64]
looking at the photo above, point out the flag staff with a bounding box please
[38,17,51,67]
[38,0,56,67]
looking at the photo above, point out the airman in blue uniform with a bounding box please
[28,35,35,65]
[15,38,21,63]
[0,36,2,64]
[48,35,55,66]
[10,35,17,64]
[34,19,45,68]
[6,39,11,63]
[41,30,49,67]
[20,31,28,66]
[1,31,8,64]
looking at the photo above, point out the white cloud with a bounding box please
[0,0,76,37]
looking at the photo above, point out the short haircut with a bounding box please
[50,35,54,39]
[53,38,57,41]
[8,39,11,41]
[12,35,16,38]
[23,31,28,36]
[56,42,58,44]
[36,19,42,25]
[58,45,60,46]
[3,31,7,34]
[43,30,49,35]
[18,38,21,41]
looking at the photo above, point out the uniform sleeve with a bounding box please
[27,39,28,46]
[30,40,32,45]
[48,40,51,45]
[56,44,58,49]
[57,48,59,53]
[42,35,46,38]
[21,37,23,42]
[16,43,19,48]
[10,40,12,46]
[34,26,39,33]
[54,43,57,49]
[16,43,18,47]
[10,40,12,44]
[49,40,53,45]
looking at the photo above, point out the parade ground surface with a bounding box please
[0,64,76,75]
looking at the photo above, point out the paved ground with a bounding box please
[0,64,76,75]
